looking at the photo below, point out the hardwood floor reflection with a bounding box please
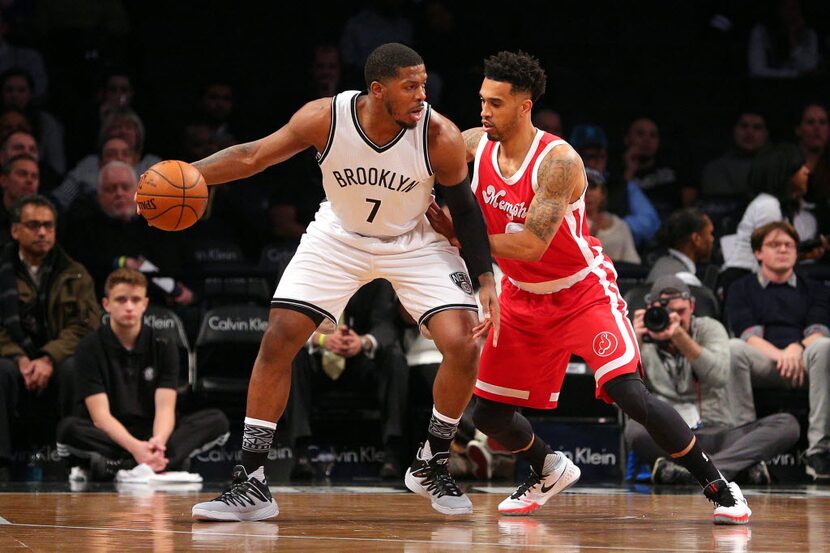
[0,488,826,551]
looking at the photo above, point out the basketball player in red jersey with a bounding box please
[428,51,750,525]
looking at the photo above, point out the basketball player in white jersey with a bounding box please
[175,43,499,520]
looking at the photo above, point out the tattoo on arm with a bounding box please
[462,128,485,161]
[525,149,580,244]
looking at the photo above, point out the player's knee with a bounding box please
[440,334,479,373]
[471,397,515,436]
[603,373,650,423]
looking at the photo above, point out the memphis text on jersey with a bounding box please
[332,167,421,193]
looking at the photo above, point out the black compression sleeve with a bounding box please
[438,177,492,279]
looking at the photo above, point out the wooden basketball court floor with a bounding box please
[0,483,827,552]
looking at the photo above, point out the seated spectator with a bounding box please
[532,108,563,136]
[700,111,770,232]
[0,68,64,176]
[798,103,830,235]
[727,221,830,480]
[647,209,715,289]
[199,80,237,149]
[621,117,692,218]
[0,195,98,476]
[52,136,138,211]
[62,161,194,305]
[571,123,659,246]
[720,143,824,297]
[0,10,48,100]
[0,129,60,192]
[0,154,38,245]
[628,275,799,484]
[287,279,408,480]
[748,0,820,79]
[0,109,31,140]
[584,168,640,265]
[69,67,135,163]
[56,268,229,480]
[52,108,160,211]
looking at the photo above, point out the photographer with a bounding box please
[627,275,799,484]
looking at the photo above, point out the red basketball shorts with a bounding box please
[474,258,641,409]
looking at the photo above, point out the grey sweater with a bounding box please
[639,316,733,427]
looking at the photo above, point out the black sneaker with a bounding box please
[704,479,752,525]
[379,449,401,480]
[805,452,830,480]
[404,444,472,514]
[192,465,278,521]
[651,457,696,484]
[89,453,133,481]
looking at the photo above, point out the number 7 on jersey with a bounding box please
[365,198,382,223]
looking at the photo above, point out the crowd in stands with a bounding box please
[0,1,828,484]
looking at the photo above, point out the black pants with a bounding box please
[56,409,229,470]
[625,413,800,480]
[0,356,76,460]
[287,346,409,446]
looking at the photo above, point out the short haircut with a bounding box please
[658,208,709,249]
[104,267,148,297]
[98,160,137,189]
[98,107,146,156]
[483,51,546,103]
[2,153,38,175]
[751,221,799,252]
[0,129,36,150]
[11,194,56,223]
[364,43,424,88]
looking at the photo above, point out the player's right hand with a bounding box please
[473,273,500,346]
[426,200,461,248]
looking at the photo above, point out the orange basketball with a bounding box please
[136,160,209,231]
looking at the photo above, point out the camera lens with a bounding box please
[644,305,670,332]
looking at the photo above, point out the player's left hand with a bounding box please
[426,200,461,248]
[473,273,500,346]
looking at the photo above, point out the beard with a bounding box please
[385,100,417,130]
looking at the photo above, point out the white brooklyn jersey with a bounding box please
[316,90,435,238]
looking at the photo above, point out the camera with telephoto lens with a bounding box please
[644,302,671,332]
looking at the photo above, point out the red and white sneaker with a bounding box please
[706,480,751,525]
[498,452,580,516]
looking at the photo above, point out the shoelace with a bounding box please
[511,470,543,499]
[214,478,269,507]
[415,459,463,498]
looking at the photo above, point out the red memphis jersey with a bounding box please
[472,130,604,292]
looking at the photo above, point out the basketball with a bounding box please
[136,160,209,231]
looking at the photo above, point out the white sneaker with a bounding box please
[192,465,278,521]
[498,452,580,516]
[707,480,751,525]
[405,445,473,515]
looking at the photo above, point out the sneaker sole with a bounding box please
[404,469,473,515]
[713,512,751,525]
[192,500,279,521]
[498,461,581,516]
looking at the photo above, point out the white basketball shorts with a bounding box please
[271,212,478,334]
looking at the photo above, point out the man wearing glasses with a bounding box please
[728,220,830,481]
[0,194,99,479]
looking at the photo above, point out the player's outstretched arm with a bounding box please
[193,98,331,186]
[489,144,585,262]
